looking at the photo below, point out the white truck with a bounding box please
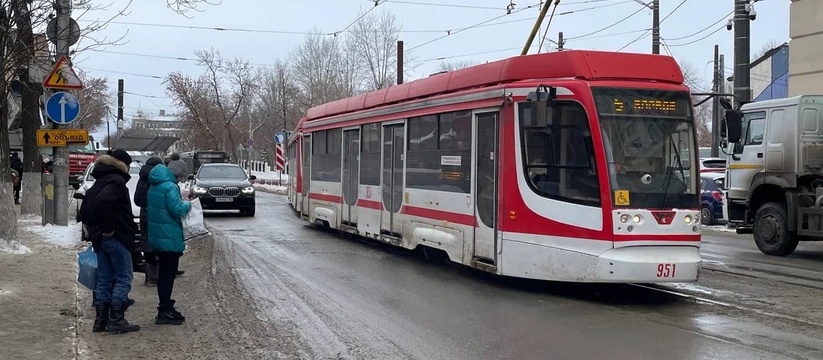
[722,95,823,256]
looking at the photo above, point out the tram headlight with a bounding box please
[684,215,693,224]
[632,214,642,224]
[620,214,630,223]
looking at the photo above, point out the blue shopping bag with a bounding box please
[77,245,97,291]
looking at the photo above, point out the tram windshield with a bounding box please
[593,87,698,209]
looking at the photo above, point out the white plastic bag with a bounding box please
[182,198,209,241]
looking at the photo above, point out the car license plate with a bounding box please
[215,197,233,203]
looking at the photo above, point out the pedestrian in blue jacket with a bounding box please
[147,164,191,325]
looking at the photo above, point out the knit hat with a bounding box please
[107,149,132,166]
[146,156,163,166]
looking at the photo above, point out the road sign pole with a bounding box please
[51,0,72,226]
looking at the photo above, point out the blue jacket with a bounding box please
[147,164,191,253]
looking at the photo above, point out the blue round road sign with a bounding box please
[46,91,80,124]
[274,132,286,144]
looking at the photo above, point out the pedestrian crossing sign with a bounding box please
[43,55,83,90]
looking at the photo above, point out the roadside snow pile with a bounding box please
[0,240,31,254]
[25,221,83,248]
[254,183,288,195]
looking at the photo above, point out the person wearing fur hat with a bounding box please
[79,149,140,334]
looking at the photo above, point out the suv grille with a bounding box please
[207,187,241,197]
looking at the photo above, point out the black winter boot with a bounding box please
[144,263,158,286]
[106,305,140,333]
[156,302,185,325]
[92,304,109,332]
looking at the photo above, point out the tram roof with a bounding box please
[302,50,684,123]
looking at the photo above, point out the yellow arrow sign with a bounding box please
[37,129,89,147]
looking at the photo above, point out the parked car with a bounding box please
[699,157,726,173]
[188,163,256,216]
[75,161,142,218]
[700,173,725,225]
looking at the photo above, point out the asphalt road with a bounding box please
[205,192,823,360]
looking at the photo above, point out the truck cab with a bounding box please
[723,95,823,256]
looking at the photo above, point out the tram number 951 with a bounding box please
[657,263,676,278]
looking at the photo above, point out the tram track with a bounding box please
[632,282,823,329]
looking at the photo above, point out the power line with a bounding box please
[334,0,387,36]
[617,30,650,51]
[85,67,164,79]
[422,46,521,62]
[89,49,275,67]
[408,2,543,51]
[374,0,504,11]
[566,4,646,40]
[124,91,168,99]
[666,26,724,47]
[77,19,320,35]
[666,11,732,41]
[660,0,688,23]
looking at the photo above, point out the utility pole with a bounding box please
[733,0,753,106]
[711,45,720,158]
[557,32,565,50]
[51,0,71,225]
[652,0,660,54]
[397,40,404,85]
[116,79,124,143]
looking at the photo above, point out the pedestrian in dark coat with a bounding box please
[134,156,163,286]
[10,152,22,204]
[79,150,140,334]
[147,164,191,325]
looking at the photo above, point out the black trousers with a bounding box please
[156,251,182,308]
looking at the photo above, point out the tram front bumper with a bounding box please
[594,246,700,283]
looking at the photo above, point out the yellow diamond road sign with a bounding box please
[37,129,89,147]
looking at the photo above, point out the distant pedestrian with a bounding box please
[79,149,140,334]
[134,156,163,286]
[166,152,188,184]
[10,152,22,204]
[147,164,192,325]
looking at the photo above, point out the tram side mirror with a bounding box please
[725,110,742,143]
[526,86,556,128]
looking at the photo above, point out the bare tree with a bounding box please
[349,9,401,90]
[435,59,479,73]
[290,31,361,106]
[165,49,257,158]
[752,39,783,61]
[680,62,713,147]
[71,73,112,131]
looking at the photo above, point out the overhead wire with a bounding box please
[616,0,698,51]
[407,2,543,51]
[538,1,560,52]
[372,0,504,11]
[333,0,387,36]
[666,10,733,41]
[666,26,724,47]
[566,4,646,40]
[84,67,164,79]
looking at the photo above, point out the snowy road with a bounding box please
[206,193,823,360]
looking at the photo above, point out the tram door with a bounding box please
[342,129,360,225]
[473,112,499,264]
[381,123,405,237]
[301,135,311,219]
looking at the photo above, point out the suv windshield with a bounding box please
[593,87,698,209]
[197,165,248,180]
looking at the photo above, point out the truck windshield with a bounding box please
[68,140,96,154]
[593,87,698,209]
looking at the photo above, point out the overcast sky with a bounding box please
[71,0,789,138]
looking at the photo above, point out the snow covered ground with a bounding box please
[21,217,83,248]
[254,184,288,195]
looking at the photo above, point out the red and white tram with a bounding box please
[287,50,701,283]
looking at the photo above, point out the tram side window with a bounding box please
[519,102,600,206]
[360,123,381,186]
[406,111,471,193]
[310,129,342,182]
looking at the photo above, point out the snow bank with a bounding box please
[0,241,31,255]
[254,184,288,195]
[703,225,737,233]
[25,221,83,248]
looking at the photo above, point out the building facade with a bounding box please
[129,109,186,154]
[750,43,789,101]
[789,0,823,96]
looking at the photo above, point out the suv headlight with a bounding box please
[241,186,255,194]
[193,186,207,194]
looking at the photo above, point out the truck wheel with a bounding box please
[753,202,799,256]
